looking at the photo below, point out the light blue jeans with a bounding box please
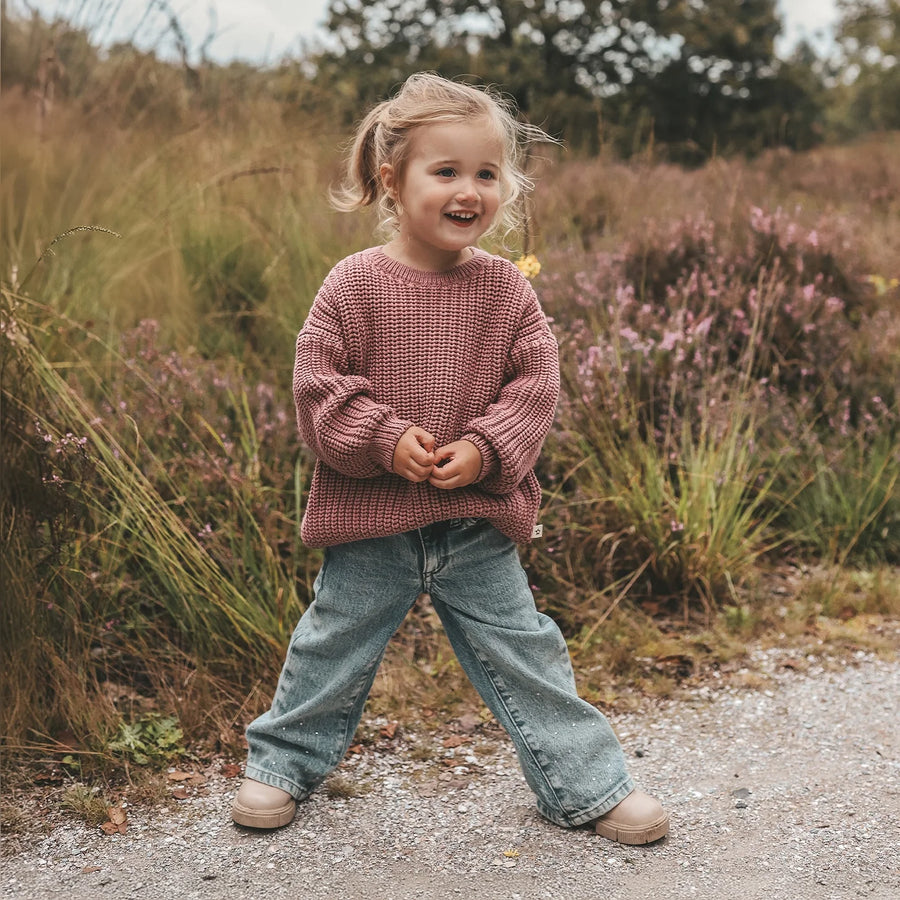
[244,519,634,827]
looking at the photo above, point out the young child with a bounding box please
[232,72,668,846]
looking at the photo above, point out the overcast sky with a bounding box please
[18,0,841,66]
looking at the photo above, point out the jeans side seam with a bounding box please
[332,650,385,768]
[452,628,571,822]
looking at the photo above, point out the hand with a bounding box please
[428,440,482,490]
[392,426,436,482]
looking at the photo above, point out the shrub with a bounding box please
[0,294,316,757]
[526,200,899,623]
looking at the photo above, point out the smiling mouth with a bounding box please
[446,212,477,224]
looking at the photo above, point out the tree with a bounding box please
[314,0,813,158]
[830,0,900,135]
[615,0,826,159]
[316,1,685,138]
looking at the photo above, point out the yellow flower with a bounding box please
[865,274,899,295]
[515,254,542,279]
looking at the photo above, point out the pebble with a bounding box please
[2,648,899,900]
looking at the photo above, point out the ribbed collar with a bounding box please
[364,246,492,284]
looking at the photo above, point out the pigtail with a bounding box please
[331,103,388,212]
[354,104,385,208]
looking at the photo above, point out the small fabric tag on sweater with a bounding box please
[532,524,543,539]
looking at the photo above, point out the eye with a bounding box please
[478,169,497,181]
[435,167,456,178]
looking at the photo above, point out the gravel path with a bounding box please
[3,647,898,900]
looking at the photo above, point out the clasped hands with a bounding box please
[392,426,481,490]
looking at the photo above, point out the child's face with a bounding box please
[380,119,503,271]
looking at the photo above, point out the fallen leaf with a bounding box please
[457,713,480,733]
[503,849,520,859]
[442,735,470,748]
[654,654,695,677]
[107,806,127,825]
[172,788,191,800]
[100,807,127,836]
[167,771,193,781]
[348,744,363,754]
[34,771,64,784]
[221,763,241,778]
[82,866,102,874]
[380,721,399,739]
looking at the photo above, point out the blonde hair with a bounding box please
[331,72,555,240]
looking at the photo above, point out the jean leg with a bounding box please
[429,522,634,827]
[244,534,419,799]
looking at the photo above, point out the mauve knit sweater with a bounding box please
[293,246,560,547]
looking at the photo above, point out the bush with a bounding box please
[525,198,899,619]
[0,295,317,758]
[2,46,898,774]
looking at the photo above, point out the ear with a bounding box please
[380,163,398,200]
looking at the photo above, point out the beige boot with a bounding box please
[232,778,296,829]
[594,790,669,845]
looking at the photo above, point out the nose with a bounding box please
[455,178,479,201]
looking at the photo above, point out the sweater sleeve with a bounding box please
[461,286,560,496]
[293,291,412,478]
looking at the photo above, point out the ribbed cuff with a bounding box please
[369,417,415,473]
[462,432,497,484]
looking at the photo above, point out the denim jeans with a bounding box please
[244,519,634,827]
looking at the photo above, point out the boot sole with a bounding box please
[595,811,669,845]
[232,798,296,829]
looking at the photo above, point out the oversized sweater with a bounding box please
[293,246,560,547]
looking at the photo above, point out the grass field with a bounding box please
[1,81,898,800]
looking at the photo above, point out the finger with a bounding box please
[429,458,457,480]
[411,427,435,447]
[428,473,457,490]
[432,447,454,467]
[410,452,435,471]
[411,453,435,473]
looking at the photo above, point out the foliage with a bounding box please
[0,287,318,758]
[1,26,898,779]
[518,189,899,629]
[4,1,899,159]
[315,0,812,159]
[107,715,185,766]
[782,435,900,565]
[829,0,900,136]
[60,784,111,826]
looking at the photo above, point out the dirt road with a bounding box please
[3,646,898,900]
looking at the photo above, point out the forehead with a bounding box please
[407,119,504,164]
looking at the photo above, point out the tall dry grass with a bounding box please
[2,82,899,782]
